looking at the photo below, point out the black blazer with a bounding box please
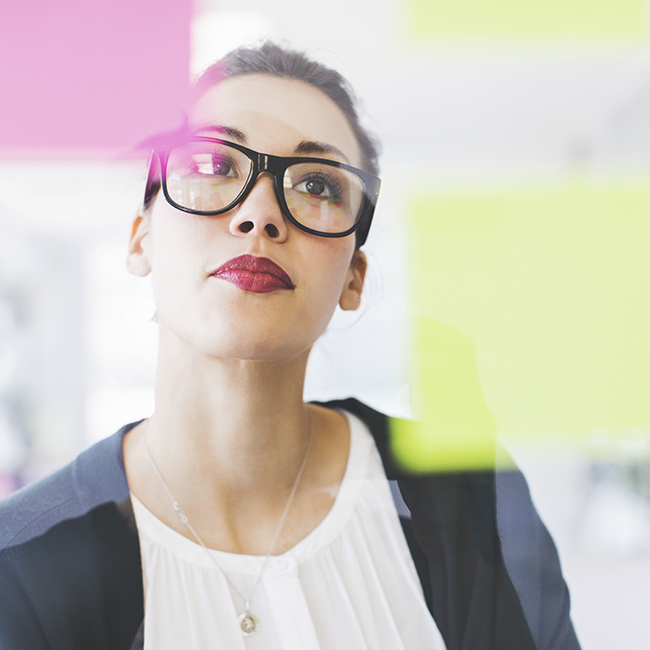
[0,399,581,650]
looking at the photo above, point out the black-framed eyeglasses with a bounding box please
[143,135,381,245]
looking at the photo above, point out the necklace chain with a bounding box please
[141,414,313,636]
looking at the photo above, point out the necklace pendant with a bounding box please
[239,611,259,636]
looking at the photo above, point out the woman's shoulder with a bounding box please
[311,397,404,475]
[0,423,137,554]
[0,424,145,650]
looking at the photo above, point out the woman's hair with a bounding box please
[192,42,380,178]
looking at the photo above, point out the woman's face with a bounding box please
[127,74,367,362]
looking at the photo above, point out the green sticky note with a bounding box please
[390,318,498,472]
[407,0,648,40]
[395,177,650,472]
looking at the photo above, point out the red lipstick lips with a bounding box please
[211,255,295,293]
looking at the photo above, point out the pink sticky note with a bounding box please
[0,0,192,158]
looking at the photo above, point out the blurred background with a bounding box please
[1,0,650,646]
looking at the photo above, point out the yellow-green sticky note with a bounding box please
[407,0,648,40]
[394,177,650,472]
[390,318,498,472]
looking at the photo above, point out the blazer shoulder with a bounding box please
[0,422,139,552]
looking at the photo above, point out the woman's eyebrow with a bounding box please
[191,129,349,163]
[294,140,350,163]
[195,124,247,143]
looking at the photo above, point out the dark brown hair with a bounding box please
[192,42,380,178]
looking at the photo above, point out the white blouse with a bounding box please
[131,412,446,650]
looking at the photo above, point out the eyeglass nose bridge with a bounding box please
[254,152,284,178]
[236,152,290,220]
[246,152,286,199]
[257,153,270,171]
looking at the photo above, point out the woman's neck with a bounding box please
[149,327,313,499]
[123,324,350,555]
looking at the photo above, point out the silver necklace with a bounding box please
[141,416,313,637]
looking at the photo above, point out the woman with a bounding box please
[0,43,580,650]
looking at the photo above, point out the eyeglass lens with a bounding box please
[165,141,365,234]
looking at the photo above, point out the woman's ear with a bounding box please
[339,249,367,311]
[126,210,152,277]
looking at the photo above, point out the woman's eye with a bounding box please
[186,155,237,177]
[211,158,233,176]
[295,176,338,199]
[305,179,326,195]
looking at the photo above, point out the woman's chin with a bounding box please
[159,322,309,365]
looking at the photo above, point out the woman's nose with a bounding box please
[228,173,289,242]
